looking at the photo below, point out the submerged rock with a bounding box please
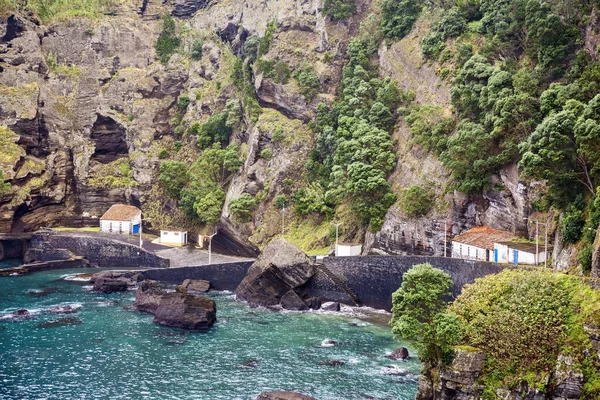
[236,239,315,308]
[134,280,167,314]
[388,347,410,360]
[27,287,65,297]
[152,293,216,330]
[317,359,345,367]
[255,391,316,400]
[36,317,82,328]
[46,305,78,314]
[241,359,260,368]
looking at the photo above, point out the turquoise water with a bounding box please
[0,268,419,399]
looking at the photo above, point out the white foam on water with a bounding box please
[320,339,336,347]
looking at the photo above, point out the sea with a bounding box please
[0,260,419,399]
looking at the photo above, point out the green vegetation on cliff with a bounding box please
[1,0,117,23]
[391,264,463,368]
[449,269,600,398]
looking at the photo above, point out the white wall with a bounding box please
[100,220,132,234]
[160,231,187,245]
[451,242,490,261]
[492,243,549,265]
[336,245,362,257]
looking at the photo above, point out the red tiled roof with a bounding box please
[100,204,141,221]
[452,226,516,251]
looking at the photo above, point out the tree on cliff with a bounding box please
[390,263,463,368]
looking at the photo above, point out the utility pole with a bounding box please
[331,222,342,256]
[139,218,152,249]
[544,220,548,269]
[207,230,217,265]
[535,221,539,266]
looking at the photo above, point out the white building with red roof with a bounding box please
[451,226,516,262]
[99,204,142,235]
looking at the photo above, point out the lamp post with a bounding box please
[331,222,342,256]
[207,230,217,265]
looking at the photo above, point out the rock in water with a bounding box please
[236,239,315,307]
[37,317,82,328]
[388,347,410,360]
[317,359,345,366]
[281,290,309,311]
[134,280,166,314]
[321,302,341,312]
[152,293,216,330]
[92,278,128,293]
[255,391,316,400]
[178,279,210,294]
[91,271,142,287]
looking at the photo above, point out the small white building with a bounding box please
[160,230,188,246]
[336,243,362,257]
[99,204,142,235]
[451,226,516,262]
[494,241,552,265]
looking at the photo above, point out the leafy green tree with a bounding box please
[195,113,232,149]
[155,14,180,64]
[380,0,421,40]
[274,194,287,209]
[391,263,463,367]
[159,161,188,198]
[561,201,585,244]
[177,95,189,110]
[180,144,242,224]
[243,35,260,62]
[191,40,203,60]
[323,0,356,20]
[229,193,257,222]
[294,66,321,101]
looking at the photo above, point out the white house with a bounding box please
[451,226,516,262]
[336,243,362,257]
[493,241,552,265]
[99,204,142,235]
[160,230,188,246]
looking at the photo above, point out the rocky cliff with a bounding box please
[0,0,541,258]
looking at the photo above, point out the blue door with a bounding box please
[513,250,518,265]
[494,249,499,263]
[132,224,140,234]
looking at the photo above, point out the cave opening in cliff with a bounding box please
[90,115,128,163]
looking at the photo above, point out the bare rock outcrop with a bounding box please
[178,279,210,294]
[235,239,315,308]
[134,280,166,314]
[153,292,216,330]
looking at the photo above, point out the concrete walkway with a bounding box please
[155,246,254,267]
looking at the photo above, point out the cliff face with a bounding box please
[0,0,535,254]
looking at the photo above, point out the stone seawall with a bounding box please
[305,256,508,310]
[26,232,170,269]
[142,262,254,291]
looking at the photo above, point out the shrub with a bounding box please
[243,35,260,62]
[579,244,593,274]
[174,141,182,152]
[159,160,188,198]
[155,14,180,64]
[274,194,287,209]
[191,40,203,60]
[174,125,185,137]
[399,185,433,217]
[562,205,585,244]
[177,95,190,110]
[272,128,285,142]
[449,269,600,396]
[158,149,169,159]
[323,0,356,20]
[0,171,10,194]
[258,21,277,57]
[260,148,273,159]
[380,0,421,40]
[229,193,257,222]
[194,113,233,149]
[273,60,291,84]
[294,66,320,101]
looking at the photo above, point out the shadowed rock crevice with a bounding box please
[90,115,128,163]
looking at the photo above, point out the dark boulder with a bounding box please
[178,279,210,294]
[255,392,316,400]
[93,278,128,293]
[134,280,166,314]
[171,0,210,18]
[281,290,309,311]
[91,270,142,287]
[241,359,260,368]
[388,347,410,360]
[321,302,340,312]
[305,297,321,310]
[153,292,216,330]
[236,239,315,308]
